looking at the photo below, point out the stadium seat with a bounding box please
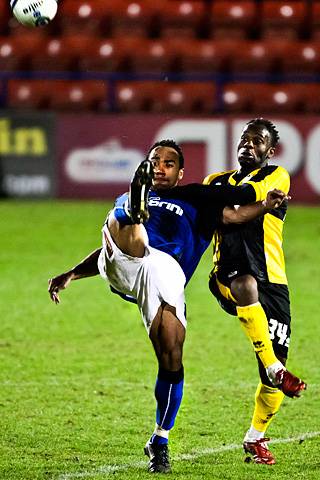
[222,83,304,113]
[222,83,253,112]
[129,38,181,74]
[303,83,320,113]
[80,37,149,73]
[179,39,238,74]
[0,36,29,71]
[310,3,320,40]
[280,42,320,74]
[59,0,110,36]
[48,80,108,111]
[158,0,206,38]
[30,35,93,71]
[109,0,159,38]
[115,80,216,114]
[209,1,257,39]
[250,83,304,113]
[164,82,217,114]
[230,39,291,74]
[7,80,52,109]
[115,81,166,112]
[260,1,308,39]
[0,1,10,35]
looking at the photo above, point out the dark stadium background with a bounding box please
[0,0,320,203]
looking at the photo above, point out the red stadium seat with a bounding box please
[251,83,304,113]
[7,80,53,109]
[109,0,159,38]
[164,82,216,114]
[0,36,30,71]
[158,0,206,38]
[115,81,166,112]
[310,3,320,40]
[129,38,181,74]
[230,39,291,74]
[261,1,308,39]
[280,42,320,74]
[303,84,320,113]
[179,39,238,74]
[209,1,257,39]
[222,83,304,113]
[80,37,148,73]
[30,35,93,71]
[0,0,10,35]
[48,80,108,111]
[222,83,253,112]
[58,0,110,36]
[115,81,216,114]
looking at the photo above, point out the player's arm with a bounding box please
[48,248,102,304]
[222,189,290,225]
[169,183,258,205]
[247,166,290,200]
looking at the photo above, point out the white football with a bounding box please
[10,0,58,27]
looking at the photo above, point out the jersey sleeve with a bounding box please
[246,166,290,200]
[168,183,257,207]
[203,173,222,185]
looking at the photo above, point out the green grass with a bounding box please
[0,201,319,480]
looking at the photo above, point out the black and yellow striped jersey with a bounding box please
[203,165,290,285]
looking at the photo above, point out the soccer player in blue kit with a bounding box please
[48,139,288,474]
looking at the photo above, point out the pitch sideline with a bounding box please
[58,431,320,479]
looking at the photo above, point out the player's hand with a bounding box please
[264,189,291,210]
[48,271,74,304]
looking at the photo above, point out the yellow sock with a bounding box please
[236,302,278,368]
[251,382,285,432]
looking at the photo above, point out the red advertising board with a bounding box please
[57,114,320,203]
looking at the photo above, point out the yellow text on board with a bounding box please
[0,119,48,155]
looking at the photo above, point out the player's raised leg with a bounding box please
[129,159,154,224]
[108,159,154,257]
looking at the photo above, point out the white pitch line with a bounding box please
[58,431,320,479]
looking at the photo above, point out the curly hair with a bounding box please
[246,118,280,148]
[146,139,184,168]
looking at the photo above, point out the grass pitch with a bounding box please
[0,201,319,480]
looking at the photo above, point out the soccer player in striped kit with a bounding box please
[204,119,306,465]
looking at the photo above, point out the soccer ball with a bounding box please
[10,0,58,27]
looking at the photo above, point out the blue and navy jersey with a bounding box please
[145,190,215,284]
[114,182,257,285]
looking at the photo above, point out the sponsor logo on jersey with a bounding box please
[149,197,183,216]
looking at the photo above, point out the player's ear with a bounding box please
[178,168,184,181]
[267,147,275,159]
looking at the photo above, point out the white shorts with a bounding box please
[97,219,187,333]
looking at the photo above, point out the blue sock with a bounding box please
[150,367,184,446]
[113,193,133,226]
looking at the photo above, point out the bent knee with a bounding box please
[231,274,258,305]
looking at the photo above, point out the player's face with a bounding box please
[237,125,275,170]
[148,146,184,190]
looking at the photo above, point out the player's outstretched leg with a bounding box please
[145,305,185,473]
[129,159,154,224]
[144,441,171,474]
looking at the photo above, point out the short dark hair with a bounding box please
[246,118,280,148]
[146,139,184,168]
